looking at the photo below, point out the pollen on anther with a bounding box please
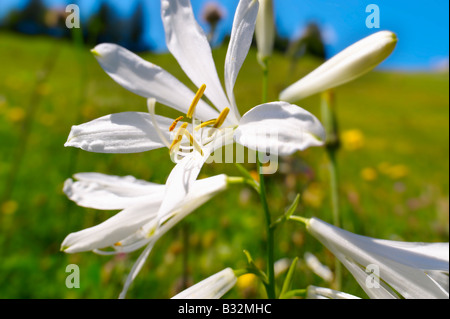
[186,84,207,119]
[169,116,184,132]
[214,107,230,128]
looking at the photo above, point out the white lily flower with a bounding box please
[171,268,237,299]
[61,173,229,298]
[62,173,228,254]
[306,285,361,299]
[306,217,449,299]
[255,0,275,65]
[280,31,398,102]
[64,0,326,220]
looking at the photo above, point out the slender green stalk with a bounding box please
[327,148,340,228]
[320,90,342,290]
[262,61,269,104]
[257,58,276,299]
[289,215,310,226]
[257,156,276,299]
[279,289,307,299]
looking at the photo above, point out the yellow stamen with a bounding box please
[186,84,207,119]
[213,107,230,128]
[169,122,188,153]
[169,116,184,132]
[114,242,122,247]
[184,131,204,156]
[194,119,217,131]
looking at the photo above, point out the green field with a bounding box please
[0,31,448,298]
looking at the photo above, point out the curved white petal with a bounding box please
[161,0,233,121]
[224,0,259,121]
[280,31,398,102]
[63,173,164,210]
[306,286,361,299]
[65,112,173,153]
[61,199,161,253]
[172,268,237,299]
[92,43,219,121]
[117,174,229,299]
[234,102,326,156]
[156,150,211,224]
[304,252,334,283]
[307,218,450,299]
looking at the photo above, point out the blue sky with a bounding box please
[1,0,449,71]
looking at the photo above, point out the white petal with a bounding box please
[156,150,211,224]
[234,102,326,156]
[306,286,361,299]
[65,112,173,153]
[280,31,398,102]
[64,173,164,210]
[172,268,237,299]
[122,174,229,255]
[156,127,235,223]
[304,252,334,282]
[161,0,234,122]
[92,43,219,121]
[307,218,450,299]
[224,0,259,121]
[61,200,161,253]
[118,174,229,299]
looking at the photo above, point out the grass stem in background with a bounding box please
[1,41,60,207]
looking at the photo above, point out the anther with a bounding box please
[186,84,207,119]
[169,122,188,154]
[213,107,230,128]
[169,116,184,132]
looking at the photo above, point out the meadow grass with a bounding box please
[0,31,448,298]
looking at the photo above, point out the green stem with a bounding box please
[321,90,342,290]
[280,289,307,299]
[258,58,275,299]
[327,148,342,290]
[262,63,269,104]
[257,156,276,299]
[289,215,310,226]
[327,148,340,228]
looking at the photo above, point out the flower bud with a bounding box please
[280,31,398,102]
[255,0,275,66]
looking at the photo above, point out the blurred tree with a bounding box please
[128,0,146,52]
[2,0,47,34]
[86,1,117,45]
[85,0,148,52]
[287,23,326,62]
[286,22,326,77]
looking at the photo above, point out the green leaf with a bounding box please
[271,193,301,229]
[279,257,299,298]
